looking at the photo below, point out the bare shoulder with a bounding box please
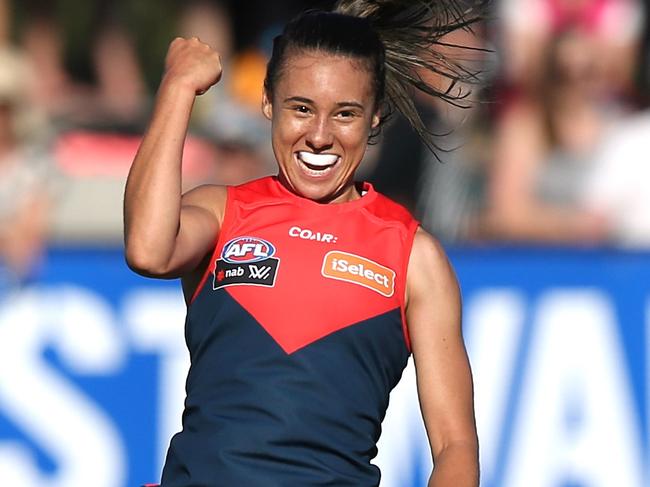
[182,183,227,206]
[181,184,228,223]
[406,228,459,305]
[409,228,451,270]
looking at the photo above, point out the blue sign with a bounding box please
[0,246,647,486]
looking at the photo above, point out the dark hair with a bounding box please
[264,0,486,153]
[264,11,386,140]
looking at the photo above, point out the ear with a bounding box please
[261,90,273,120]
[371,110,381,129]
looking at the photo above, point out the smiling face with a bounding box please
[262,51,380,203]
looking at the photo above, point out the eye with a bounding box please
[293,105,311,115]
[336,110,359,120]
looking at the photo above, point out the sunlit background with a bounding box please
[1,0,649,486]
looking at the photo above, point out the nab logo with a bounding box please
[222,236,276,264]
[214,236,280,290]
[321,251,395,297]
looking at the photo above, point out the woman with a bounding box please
[485,28,630,244]
[125,2,480,486]
[0,47,54,293]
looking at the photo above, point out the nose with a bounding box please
[305,115,334,151]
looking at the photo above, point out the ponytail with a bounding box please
[334,0,486,153]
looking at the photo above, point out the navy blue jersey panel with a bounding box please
[161,289,409,487]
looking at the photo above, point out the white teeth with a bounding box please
[298,151,339,167]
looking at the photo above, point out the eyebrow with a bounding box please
[283,96,365,110]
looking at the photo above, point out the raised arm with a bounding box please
[124,37,226,279]
[406,228,479,487]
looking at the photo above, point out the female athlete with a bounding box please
[125,1,481,485]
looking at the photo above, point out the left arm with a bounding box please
[405,228,479,487]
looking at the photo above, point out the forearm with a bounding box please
[124,79,195,271]
[428,442,479,487]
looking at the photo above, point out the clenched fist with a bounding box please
[162,37,223,96]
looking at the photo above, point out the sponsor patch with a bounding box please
[214,236,279,289]
[321,251,395,297]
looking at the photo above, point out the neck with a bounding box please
[277,174,362,204]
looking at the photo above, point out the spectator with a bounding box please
[483,1,645,244]
[498,0,644,94]
[20,1,148,131]
[580,110,650,246]
[87,14,148,129]
[0,47,57,290]
[19,3,72,123]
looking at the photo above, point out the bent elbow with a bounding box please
[124,245,170,277]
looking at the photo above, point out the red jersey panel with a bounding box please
[193,176,419,353]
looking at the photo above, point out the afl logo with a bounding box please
[221,236,276,263]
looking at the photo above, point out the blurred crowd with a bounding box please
[0,0,649,289]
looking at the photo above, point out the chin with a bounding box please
[294,180,339,203]
[277,154,358,203]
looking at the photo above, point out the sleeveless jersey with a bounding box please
[161,176,419,487]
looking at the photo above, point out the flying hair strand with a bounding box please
[334,0,488,155]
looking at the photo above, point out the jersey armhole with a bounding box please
[399,220,420,353]
[188,186,235,305]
